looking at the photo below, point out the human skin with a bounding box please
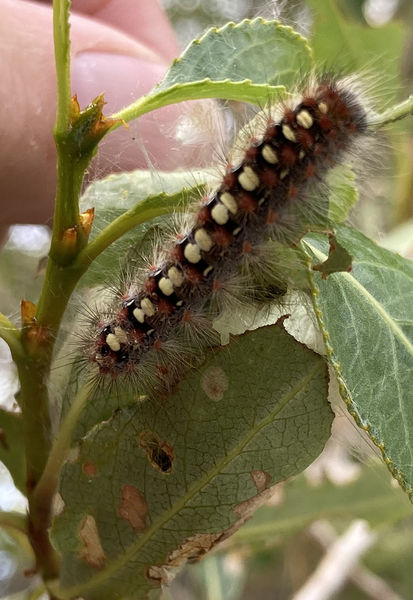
[0,0,218,231]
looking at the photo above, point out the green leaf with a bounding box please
[157,18,312,91]
[112,18,313,123]
[52,322,331,600]
[77,169,210,288]
[0,409,26,495]
[327,164,358,223]
[303,224,413,498]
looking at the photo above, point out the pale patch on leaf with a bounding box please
[250,469,272,492]
[78,515,105,569]
[200,366,229,401]
[118,485,148,532]
[52,492,65,518]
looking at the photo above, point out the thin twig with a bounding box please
[370,96,413,128]
[308,520,406,600]
[291,520,376,600]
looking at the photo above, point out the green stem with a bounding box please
[33,381,95,510]
[0,312,24,361]
[52,0,82,251]
[73,188,196,273]
[15,0,75,583]
[370,96,413,128]
[53,0,71,136]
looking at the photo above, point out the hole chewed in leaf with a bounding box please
[82,461,98,477]
[312,233,353,279]
[251,469,272,492]
[78,515,105,569]
[118,485,148,531]
[139,431,174,474]
[201,366,229,401]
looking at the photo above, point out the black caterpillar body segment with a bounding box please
[87,78,368,385]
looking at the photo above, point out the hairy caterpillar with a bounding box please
[83,75,369,394]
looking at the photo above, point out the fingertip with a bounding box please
[70,0,180,62]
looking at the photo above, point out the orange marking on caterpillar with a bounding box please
[260,169,278,188]
[238,192,258,213]
[213,227,233,248]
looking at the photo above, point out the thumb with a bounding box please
[0,0,219,226]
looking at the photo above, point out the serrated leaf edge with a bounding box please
[304,241,413,501]
[173,17,313,63]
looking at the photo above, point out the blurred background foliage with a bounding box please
[1,0,413,599]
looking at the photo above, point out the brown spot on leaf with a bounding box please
[118,485,148,531]
[251,469,272,492]
[78,515,105,569]
[139,431,173,473]
[201,366,228,401]
[82,461,97,477]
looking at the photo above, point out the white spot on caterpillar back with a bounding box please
[114,327,128,345]
[296,109,314,129]
[220,192,238,214]
[282,124,296,142]
[159,277,174,296]
[184,242,202,263]
[168,266,184,287]
[194,228,214,251]
[262,144,278,164]
[238,166,260,191]
[141,298,156,317]
[211,203,229,224]
[133,308,145,323]
[106,333,120,352]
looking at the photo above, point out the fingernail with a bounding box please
[72,52,167,112]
